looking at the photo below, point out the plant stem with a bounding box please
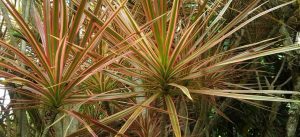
[41,110,58,137]
[160,98,168,137]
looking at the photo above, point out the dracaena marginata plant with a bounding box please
[0,0,138,136]
[69,0,300,137]
[1,0,300,137]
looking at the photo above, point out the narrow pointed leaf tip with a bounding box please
[169,83,193,100]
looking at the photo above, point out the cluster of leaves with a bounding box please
[0,0,299,137]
